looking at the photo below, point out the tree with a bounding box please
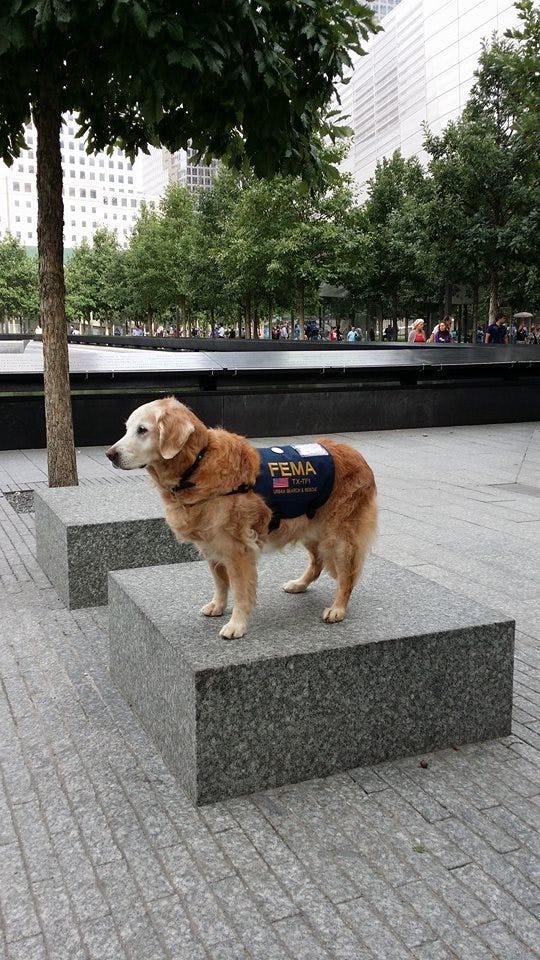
[424,13,540,324]
[0,234,38,330]
[362,152,432,331]
[64,240,96,329]
[190,168,243,330]
[128,187,198,331]
[66,229,129,332]
[0,1,377,486]
[267,173,354,338]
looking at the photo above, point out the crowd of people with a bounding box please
[63,312,536,343]
[405,313,538,345]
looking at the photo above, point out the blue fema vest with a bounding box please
[253,443,335,528]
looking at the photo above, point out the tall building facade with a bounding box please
[136,146,219,204]
[369,0,403,20]
[340,0,519,194]
[0,114,159,253]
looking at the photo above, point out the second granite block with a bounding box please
[35,484,199,608]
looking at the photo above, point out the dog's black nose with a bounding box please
[106,447,118,462]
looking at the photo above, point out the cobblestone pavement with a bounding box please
[0,422,539,960]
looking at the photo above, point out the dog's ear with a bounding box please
[158,409,195,460]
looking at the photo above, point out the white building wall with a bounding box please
[0,114,160,253]
[341,0,519,195]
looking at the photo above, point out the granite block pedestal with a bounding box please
[109,552,514,805]
[35,485,199,608]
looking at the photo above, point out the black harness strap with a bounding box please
[170,446,208,493]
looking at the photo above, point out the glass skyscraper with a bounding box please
[340,0,519,195]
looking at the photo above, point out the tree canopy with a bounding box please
[0,0,377,180]
[0,0,378,486]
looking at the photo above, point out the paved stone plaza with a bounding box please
[0,422,539,960]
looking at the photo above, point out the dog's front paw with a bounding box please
[283,579,307,594]
[219,619,246,640]
[323,606,346,624]
[200,600,226,617]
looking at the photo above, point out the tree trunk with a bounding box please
[34,73,78,487]
[488,273,498,324]
[298,284,305,341]
[444,281,453,317]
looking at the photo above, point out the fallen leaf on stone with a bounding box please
[418,759,429,769]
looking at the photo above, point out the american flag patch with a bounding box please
[273,477,289,489]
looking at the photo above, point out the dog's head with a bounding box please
[106,398,198,469]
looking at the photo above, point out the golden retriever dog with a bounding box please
[106,397,377,639]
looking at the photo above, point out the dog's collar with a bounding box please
[170,446,208,493]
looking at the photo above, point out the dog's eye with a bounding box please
[137,426,148,435]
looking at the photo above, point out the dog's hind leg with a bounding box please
[219,549,258,640]
[322,540,361,623]
[283,546,322,594]
[201,561,229,617]
[322,498,377,623]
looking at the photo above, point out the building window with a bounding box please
[80,189,86,197]
[13,182,20,190]
[118,175,124,183]
[69,188,75,196]
[24,183,31,192]
[80,171,85,179]
[128,176,133,184]
[90,173,95,181]
[70,170,75,177]
[99,173,105,181]
[121,198,127,206]
[109,160,114,168]
[15,216,21,222]
[131,199,136,207]
[109,174,114,182]
[90,190,96,199]
[69,156,75,164]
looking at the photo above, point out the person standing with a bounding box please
[433,319,452,343]
[408,319,426,343]
[484,313,508,344]
[515,320,528,342]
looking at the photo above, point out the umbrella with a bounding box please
[513,311,534,318]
